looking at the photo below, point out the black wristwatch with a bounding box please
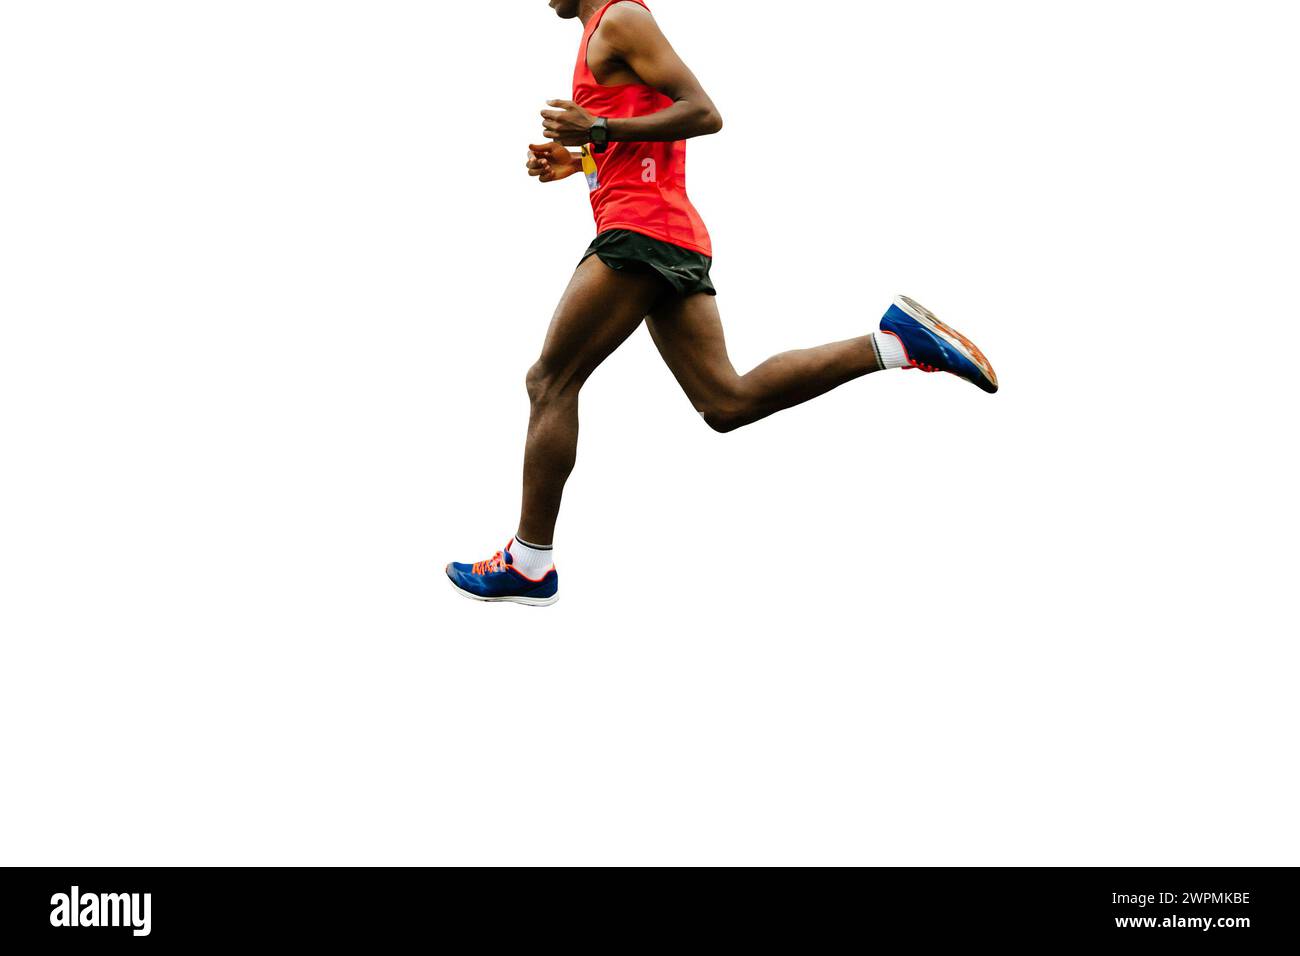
[590,116,611,153]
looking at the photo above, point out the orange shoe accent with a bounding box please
[472,552,506,575]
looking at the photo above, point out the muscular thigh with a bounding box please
[646,292,741,409]
[535,255,668,389]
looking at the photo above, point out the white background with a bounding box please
[2,1,1297,866]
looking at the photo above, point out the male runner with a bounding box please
[446,0,998,605]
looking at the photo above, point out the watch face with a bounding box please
[592,120,608,144]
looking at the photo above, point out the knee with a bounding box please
[702,409,744,433]
[525,362,550,405]
[695,376,754,433]
[699,393,749,434]
[526,360,575,408]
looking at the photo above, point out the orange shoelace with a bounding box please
[471,551,507,575]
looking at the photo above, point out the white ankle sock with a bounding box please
[509,536,554,578]
[873,331,910,369]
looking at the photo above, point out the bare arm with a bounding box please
[541,3,722,146]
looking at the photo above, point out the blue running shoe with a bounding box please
[446,543,559,606]
[879,295,999,393]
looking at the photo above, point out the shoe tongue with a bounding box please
[501,549,514,566]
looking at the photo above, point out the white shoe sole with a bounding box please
[893,295,999,391]
[446,571,559,607]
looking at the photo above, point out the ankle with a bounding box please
[872,330,909,370]
[509,535,555,578]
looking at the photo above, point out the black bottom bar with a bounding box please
[1,867,1294,946]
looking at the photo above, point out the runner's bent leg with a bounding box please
[646,293,882,433]
[518,255,666,544]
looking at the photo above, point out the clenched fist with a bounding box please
[540,99,598,147]
[526,142,583,183]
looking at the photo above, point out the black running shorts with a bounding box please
[579,229,716,298]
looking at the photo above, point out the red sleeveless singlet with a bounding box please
[572,0,712,257]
